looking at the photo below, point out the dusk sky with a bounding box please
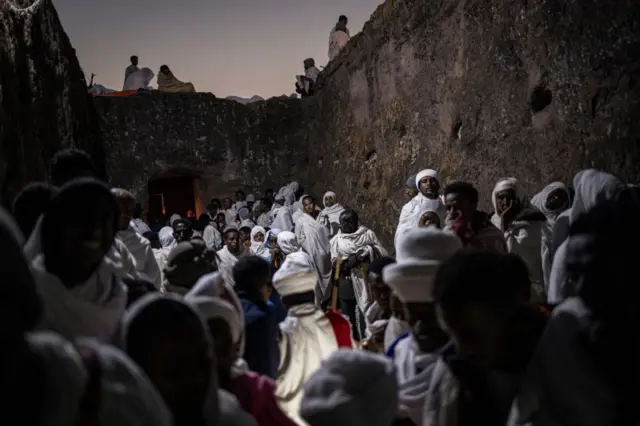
[54,0,381,98]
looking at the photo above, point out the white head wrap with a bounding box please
[188,296,242,345]
[276,231,301,255]
[491,177,519,211]
[300,349,398,426]
[158,226,175,248]
[415,204,446,226]
[415,169,438,189]
[383,228,462,303]
[323,191,337,208]
[272,251,317,297]
[531,181,570,218]
[246,194,256,203]
[169,214,181,227]
[237,206,251,221]
[570,169,623,223]
[288,181,300,194]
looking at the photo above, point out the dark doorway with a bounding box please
[148,175,196,226]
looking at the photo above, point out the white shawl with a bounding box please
[295,212,332,300]
[31,255,127,344]
[131,218,151,235]
[395,195,443,250]
[250,226,270,260]
[393,335,439,426]
[276,303,339,426]
[272,205,295,232]
[330,226,388,313]
[216,245,251,287]
[317,192,345,239]
[203,224,223,251]
[117,226,162,289]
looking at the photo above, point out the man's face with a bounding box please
[324,195,335,208]
[117,198,135,231]
[223,198,232,209]
[437,304,509,369]
[495,189,517,215]
[546,188,569,211]
[174,223,193,243]
[303,198,316,215]
[405,302,449,353]
[131,57,138,66]
[239,231,251,248]
[339,212,358,234]
[369,272,391,314]
[419,176,440,198]
[445,193,475,223]
[225,231,240,253]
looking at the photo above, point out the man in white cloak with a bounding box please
[383,228,462,426]
[216,227,252,287]
[317,191,345,238]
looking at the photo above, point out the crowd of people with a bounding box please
[5,146,639,426]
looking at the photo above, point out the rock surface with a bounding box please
[0,0,103,205]
[5,0,640,248]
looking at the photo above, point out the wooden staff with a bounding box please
[330,258,343,311]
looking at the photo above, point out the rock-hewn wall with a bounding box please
[96,0,640,247]
[0,0,104,205]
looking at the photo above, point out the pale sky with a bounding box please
[53,0,381,98]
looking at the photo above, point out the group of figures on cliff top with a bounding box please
[88,16,351,98]
[5,142,640,426]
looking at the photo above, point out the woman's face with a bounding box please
[495,189,517,215]
[418,211,441,228]
[324,195,335,208]
[303,198,316,214]
[253,232,265,243]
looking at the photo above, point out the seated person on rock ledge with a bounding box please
[157,65,196,93]
[295,58,320,98]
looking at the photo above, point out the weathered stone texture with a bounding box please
[0,0,103,205]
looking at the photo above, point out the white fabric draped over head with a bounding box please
[277,231,302,255]
[318,191,345,238]
[117,224,162,288]
[188,295,242,346]
[415,204,446,226]
[249,226,270,259]
[169,214,181,227]
[491,177,519,212]
[295,209,333,301]
[384,228,461,303]
[415,169,438,189]
[272,204,295,232]
[273,251,318,297]
[548,169,624,303]
[300,349,398,426]
[30,331,172,426]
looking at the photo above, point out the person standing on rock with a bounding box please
[124,55,139,87]
[328,15,350,60]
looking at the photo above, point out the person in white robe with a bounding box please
[131,204,152,234]
[121,293,256,426]
[123,67,155,91]
[530,182,571,290]
[382,228,461,426]
[328,20,350,61]
[238,206,256,229]
[272,192,295,232]
[295,59,320,97]
[330,209,387,340]
[112,189,162,289]
[490,178,546,292]
[295,195,332,302]
[394,169,444,249]
[317,191,345,238]
[123,55,140,89]
[250,225,270,260]
[203,218,223,251]
[548,169,624,303]
[300,350,398,426]
[29,179,128,343]
[217,227,252,287]
[272,252,353,425]
[222,197,238,226]
[169,213,182,227]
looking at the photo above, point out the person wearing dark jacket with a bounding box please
[233,256,279,378]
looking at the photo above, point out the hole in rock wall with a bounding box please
[530,86,553,113]
[452,120,463,140]
[147,174,198,225]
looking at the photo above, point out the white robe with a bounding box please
[317,203,345,239]
[395,195,443,249]
[330,226,388,314]
[393,335,439,426]
[117,226,162,289]
[295,213,332,300]
[29,331,172,426]
[276,303,340,426]
[31,255,128,344]
[273,205,295,232]
[131,218,151,235]
[216,246,251,287]
[203,224,223,251]
[328,28,350,60]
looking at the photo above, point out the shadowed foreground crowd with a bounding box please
[5,148,640,426]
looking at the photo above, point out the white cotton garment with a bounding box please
[131,218,152,235]
[393,335,440,426]
[295,213,332,299]
[117,225,162,289]
[250,226,270,259]
[330,226,388,313]
[317,191,345,239]
[384,316,411,351]
[394,192,444,251]
[300,349,398,426]
[215,245,252,287]
[272,204,295,232]
[29,331,172,426]
[31,255,128,344]
[548,169,623,303]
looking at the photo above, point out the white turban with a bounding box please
[188,295,242,345]
[491,177,519,211]
[383,228,462,303]
[415,169,438,189]
[300,349,398,426]
[276,231,301,255]
[272,251,317,297]
[323,191,336,208]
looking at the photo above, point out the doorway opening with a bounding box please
[148,173,199,227]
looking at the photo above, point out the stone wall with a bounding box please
[0,0,104,206]
[5,0,640,248]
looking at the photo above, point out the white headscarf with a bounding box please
[158,226,175,248]
[188,296,242,347]
[249,226,270,259]
[531,181,570,226]
[272,204,294,232]
[277,231,301,255]
[30,331,172,426]
[318,191,345,238]
[300,349,398,426]
[169,214,181,227]
[491,177,519,212]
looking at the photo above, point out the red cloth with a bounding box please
[231,372,297,426]
[326,309,354,348]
